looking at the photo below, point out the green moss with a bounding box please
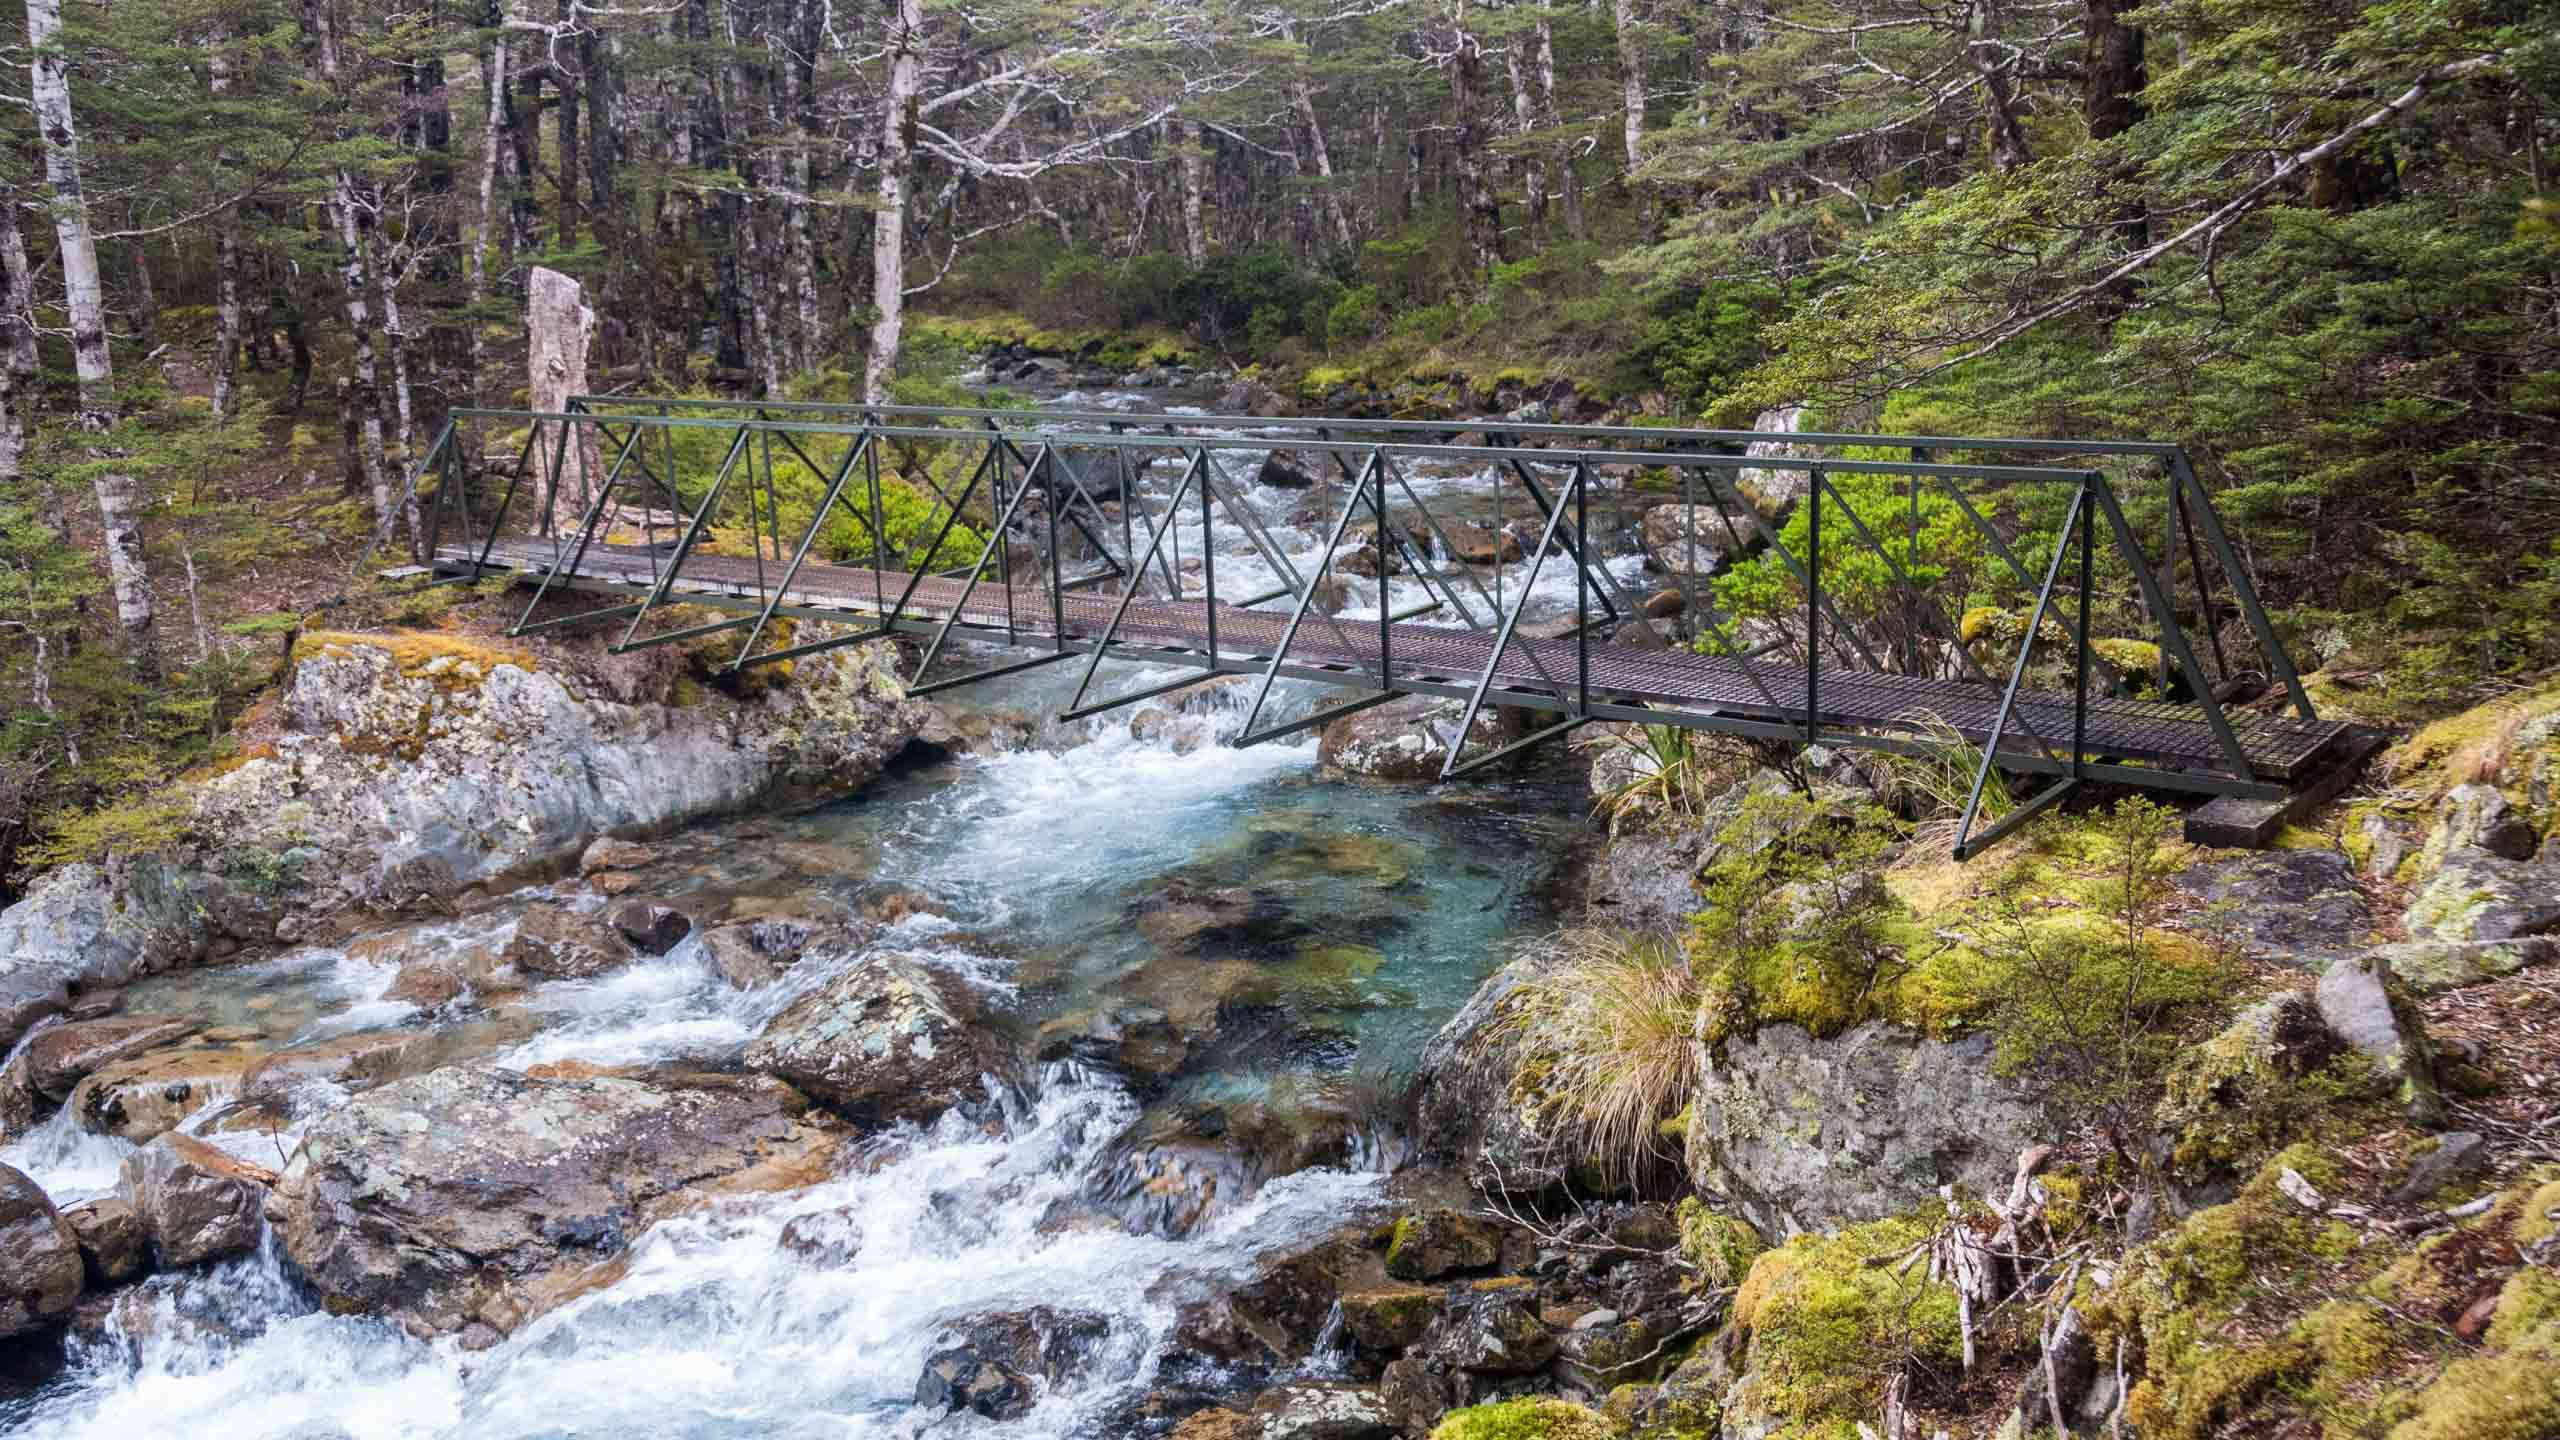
[1729,1216,1959,1436]
[2485,1269,2560,1351]
[2384,1321,2560,1440]
[1429,1397,1622,1440]
[1674,1198,1764,1287]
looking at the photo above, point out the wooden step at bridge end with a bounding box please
[2182,724,2388,850]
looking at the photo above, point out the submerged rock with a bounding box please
[275,1064,841,1340]
[742,953,1005,1128]
[0,1163,82,1338]
[122,1133,274,1269]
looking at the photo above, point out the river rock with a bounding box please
[2172,849,2372,966]
[1686,1021,2049,1236]
[0,1163,82,1337]
[1411,945,1575,1194]
[742,953,1004,1128]
[609,901,693,956]
[914,1307,1112,1421]
[1249,1382,1399,1440]
[1440,523,1523,566]
[2404,846,2560,944]
[240,1030,424,1104]
[1384,1209,1500,1281]
[507,902,634,979]
[702,916,822,989]
[275,1064,841,1340]
[0,635,922,1036]
[1257,452,1324,490]
[61,1195,146,1286]
[580,837,658,874]
[10,1016,202,1104]
[1640,503,1757,575]
[122,1133,274,1269]
[1317,696,1531,783]
[69,1042,262,1143]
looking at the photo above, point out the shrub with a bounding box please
[1529,929,1703,1187]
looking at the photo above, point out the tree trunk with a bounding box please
[305,0,394,534]
[1536,17,1584,240]
[507,39,543,261]
[1280,26,1353,255]
[0,214,36,489]
[1505,39,1547,236]
[1447,29,1502,278]
[132,244,160,357]
[1177,118,1209,266]
[26,0,158,675]
[1968,0,2034,172]
[467,26,508,404]
[863,0,924,404]
[208,50,245,424]
[1613,0,1647,174]
[371,226,416,456]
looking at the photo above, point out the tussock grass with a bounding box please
[1532,928,1702,1187]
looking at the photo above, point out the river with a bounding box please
[0,380,1639,1439]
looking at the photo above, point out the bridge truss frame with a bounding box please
[366,398,2339,859]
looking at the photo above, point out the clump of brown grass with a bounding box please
[1531,928,1702,1187]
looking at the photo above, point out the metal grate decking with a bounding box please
[442,538,2349,781]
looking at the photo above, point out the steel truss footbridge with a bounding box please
[364,396,2367,857]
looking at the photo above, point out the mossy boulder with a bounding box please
[1386,1209,1503,1281]
[1674,1198,1764,1286]
[1428,1397,1619,1440]
[1723,1215,1960,1438]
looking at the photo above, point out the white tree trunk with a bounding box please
[1613,0,1648,173]
[527,266,601,534]
[1177,118,1208,266]
[208,52,245,424]
[862,0,924,405]
[27,0,158,675]
[467,31,509,404]
[0,214,34,485]
[1505,38,1546,234]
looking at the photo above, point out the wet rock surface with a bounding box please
[914,1307,1113,1420]
[275,1063,841,1340]
[0,1162,82,1339]
[122,1133,274,1269]
[742,952,1007,1128]
[68,1041,262,1143]
[507,902,636,979]
[1318,697,1532,783]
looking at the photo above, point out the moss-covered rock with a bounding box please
[1428,1396,1621,1440]
[1674,1198,1764,1286]
[1723,1216,1960,1438]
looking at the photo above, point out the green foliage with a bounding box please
[1686,787,1916,1044]
[1979,798,2227,1143]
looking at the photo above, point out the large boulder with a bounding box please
[122,1133,275,1269]
[1640,503,1758,576]
[742,953,1006,1128]
[0,1163,82,1337]
[0,634,922,1023]
[1686,1021,2049,1236]
[275,1064,843,1341]
[61,1196,146,1286]
[1318,697,1532,783]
